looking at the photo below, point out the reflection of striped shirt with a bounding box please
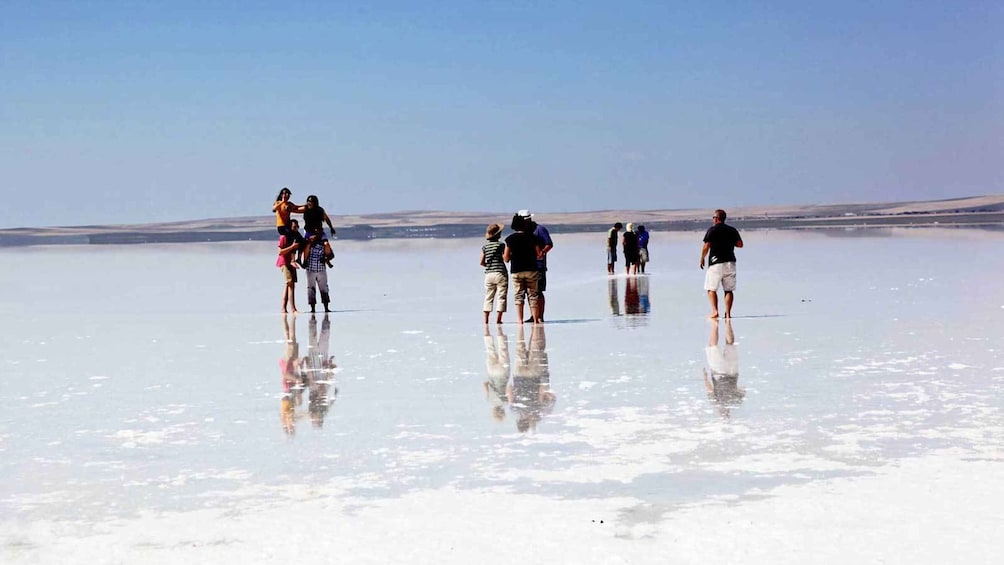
[482,241,507,275]
[307,242,327,272]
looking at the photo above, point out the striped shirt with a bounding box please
[482,241,507,275]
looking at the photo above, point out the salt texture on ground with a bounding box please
[1,229,1002,563]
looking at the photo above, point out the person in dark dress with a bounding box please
[622,222,640,275]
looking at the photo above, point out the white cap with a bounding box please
[517,209,533,219]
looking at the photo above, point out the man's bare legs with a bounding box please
[723,291,734,318]
[707,290,719,319]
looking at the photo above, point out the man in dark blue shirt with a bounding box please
[519,210,553,322]
[699,209,744,319]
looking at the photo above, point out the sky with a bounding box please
[1,1,1001,228]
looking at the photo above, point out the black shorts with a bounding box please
[537,271,547,292]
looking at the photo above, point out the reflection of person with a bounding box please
[480,223,508,324]
[519,210,553,323]
[622,223,639,275]
[699,209,744,319]
[608,277,620,316]
[606,222,622,274]
[636,225,650,274]
[277,222,302,314]
[703,319,744,419]
[507,324,556,432]
[625,276,641,315]
[482,324,510,423]
[304,227,333,314]
[304,314,337,428]
[503,214,542,325]
[638,275,650,314]
[280,314,304,436]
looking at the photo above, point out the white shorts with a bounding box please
[705,344,738,376]
[704,262,736,292]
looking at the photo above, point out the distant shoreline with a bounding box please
[2,195,1002,247]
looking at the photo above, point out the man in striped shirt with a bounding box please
[480,223,508,324]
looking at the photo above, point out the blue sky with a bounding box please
[1,1,1000,228]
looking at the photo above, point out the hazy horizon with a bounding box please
[2,1,1001,229]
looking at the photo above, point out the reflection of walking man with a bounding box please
[703,319,744,419]
[699,209,744,319]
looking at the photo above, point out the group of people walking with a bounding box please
[606,222,651,275]
[273,187,337,314]
[605,209,743,318]
[271,188,744,321]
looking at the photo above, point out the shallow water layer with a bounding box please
[1,229,1002,562]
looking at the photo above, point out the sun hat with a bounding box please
[485,223,503,240]
[517,209,533,219]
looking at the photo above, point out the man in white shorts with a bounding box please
[699,209,744,318]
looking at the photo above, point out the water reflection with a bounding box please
[482,325,511,423]
[279,314,303,436]
[303,314,338,428]
[608,276,650,327]
[608,278,621,316]
[508,324,556,433]
[280,314,338,436]
[703,319,744,420]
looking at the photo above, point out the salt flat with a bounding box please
[1,229,1002,564]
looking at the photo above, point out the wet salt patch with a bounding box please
[392,431,452,441]
[402,330,424,335]
[88,376,109,381]
[5,456,998,564]
[947,363,971,369]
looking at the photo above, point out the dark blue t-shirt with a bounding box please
[703,223,741,266]
[505,231,539,274]
[533,224,552,271]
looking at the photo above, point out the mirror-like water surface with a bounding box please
[1,229,1002,563]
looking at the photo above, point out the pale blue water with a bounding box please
[1,229,1002,533]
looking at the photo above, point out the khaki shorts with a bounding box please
[281,264,297,284]
[483,271,508,313]
[704,262,736,292]
[511,271,539,308]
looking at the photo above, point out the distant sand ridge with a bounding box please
[2,194,1002,246]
